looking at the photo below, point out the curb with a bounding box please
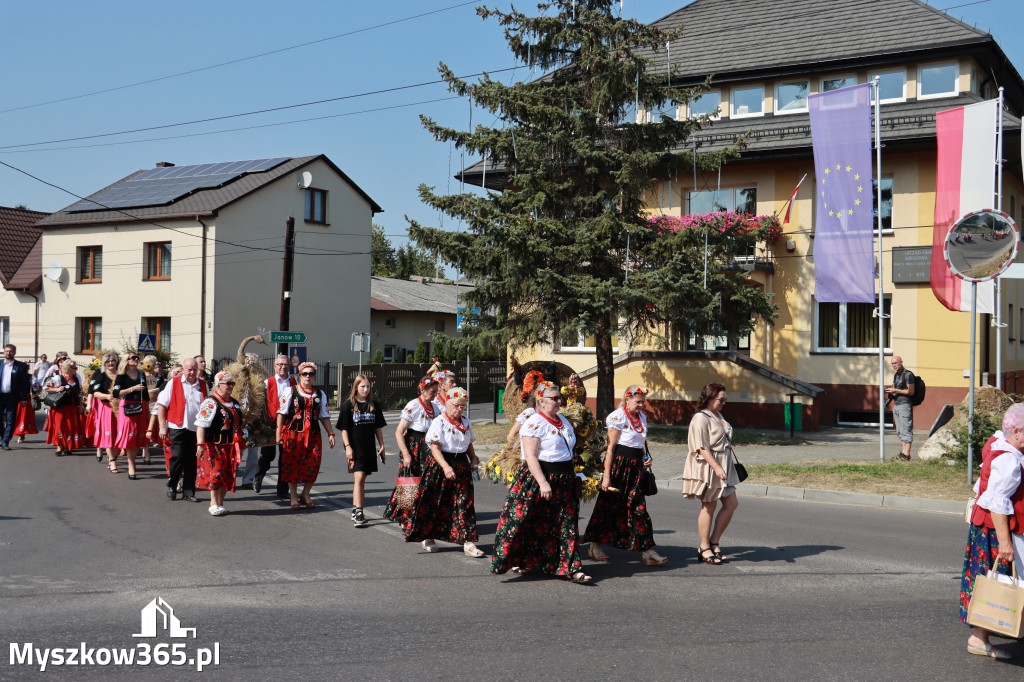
[659,478,964,516]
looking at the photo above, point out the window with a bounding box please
[815,298,891,352]
[142,317,171,351]
[775,81,809,114]
[558,328,619,352]
[384,317,395,329]
[78,246,102,283]
[383,345,396,362]
[869,69,906,103]
[871,178,894,232]
[822,75,856,92]
[0,317,8,347]
[144,242,171,280]
[686,186,757,215]
[78,318,102,353]
[304,188,327,223]
[689,90,721,120]
[731,85,764,118]
[435,319,446,332]
[918,62,958,99]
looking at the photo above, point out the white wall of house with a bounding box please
[212,158,372,365]
[0,288,40,360]
[370,310,459,361]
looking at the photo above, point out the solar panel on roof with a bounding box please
[66,157,291,212]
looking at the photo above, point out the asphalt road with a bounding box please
[1,423,1019,680]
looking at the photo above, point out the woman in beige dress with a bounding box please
[682,382,740,566]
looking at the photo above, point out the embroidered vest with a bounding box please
[266,376,297,420]
[971,435,1024,533]
[167,376,208,427]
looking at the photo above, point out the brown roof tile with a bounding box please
[0,205,48,289]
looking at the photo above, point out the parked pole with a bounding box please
[873,76,886,464]
[277,217,296,357]
[969,282,977,485]
[995,86,1005,390]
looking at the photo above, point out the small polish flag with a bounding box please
[783,174,807,224]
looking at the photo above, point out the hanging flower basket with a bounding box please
[648,211,783,243]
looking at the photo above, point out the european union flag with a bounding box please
[808,84,876,303]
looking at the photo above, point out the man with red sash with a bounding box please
[255,355,296,498]
[156,358,208,501]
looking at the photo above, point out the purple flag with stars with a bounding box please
[808,83,876,303]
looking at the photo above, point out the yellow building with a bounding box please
[463,0,1024,429]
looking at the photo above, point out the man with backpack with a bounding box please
[885,355,916,461]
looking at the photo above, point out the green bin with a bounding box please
[784,403,802,431]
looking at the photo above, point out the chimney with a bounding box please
[155,162,175,168]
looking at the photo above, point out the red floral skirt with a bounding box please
[489,466,582,576]
[89,399,117,448]
[583,445,655,551]
[197,442,238,492]
[404,454,477,544]
[280,427,322,485]
[384,432,426,526]
[46,406,87,450]
[13,401,38,436]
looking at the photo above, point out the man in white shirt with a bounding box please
[156,358,208,501]
[32,354,51,386]
[1,344,31,450]
[255,355,296,497]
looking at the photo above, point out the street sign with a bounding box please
[289,346,307,375]
[137,334,156,353]
[350,332,370,353]
[270,331,306,343]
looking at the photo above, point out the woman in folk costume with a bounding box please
[404,387,485,557]
[384,375,439,527]
[112,352,150,480]
[505,378,551,445]
[195,371,246,517]
[583,385,668,566]
[44,359,87,456]
[490,384,591,584]
[277,362,336,510]
[88,352,121,471]
[433,371,457,409]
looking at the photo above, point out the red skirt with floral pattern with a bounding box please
[280,427,322,485]
[196,442,238,492]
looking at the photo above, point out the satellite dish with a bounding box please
[298,171,313,189]
[44,261,65,283]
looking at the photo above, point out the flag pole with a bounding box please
[996,86,1005,390]
[969,282,977,485]
[873,76,885,463]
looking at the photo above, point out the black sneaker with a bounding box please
[166,488,177,501]
[183,492,199,502]
[352,508,368,528]
[253,473,263,494]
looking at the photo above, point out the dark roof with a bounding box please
[370,276,474,315]
[0,205,48,291]
[647,0,992,82]
[38,154,382,227]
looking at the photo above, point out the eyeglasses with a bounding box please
[300,372,316,377]
[275,363,288,367]
[544,395,562,403]
[222,381,236,386]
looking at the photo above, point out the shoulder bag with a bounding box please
[642,443,658,496]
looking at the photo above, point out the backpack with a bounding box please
[911,375,925,406]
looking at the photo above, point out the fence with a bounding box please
[213,358,505,407]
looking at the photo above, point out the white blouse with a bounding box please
[515,407,537,425]
[521,413,576,462]
[976,432,1024,517]
[400,397,439,432]
[425,414,475,454]
[606,408,647,449]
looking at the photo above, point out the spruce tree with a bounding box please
[409,0,777,416]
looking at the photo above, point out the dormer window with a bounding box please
[870,69,906,104]
[775,81,809,114]
[731,85,764,118]
[689,89,721,120]
[918,62,959,99]
[822,75,857,92]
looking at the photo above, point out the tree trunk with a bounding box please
[594,314,615,419]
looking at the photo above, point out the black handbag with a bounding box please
[642,467,658,496]
[122,401,144,416]
[42,390,65,408]
[735,460,749,483]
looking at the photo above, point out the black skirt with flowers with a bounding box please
[582,444,655,551]
[404,452,478,544]
[384,430,426,526]
[489,462,583,576]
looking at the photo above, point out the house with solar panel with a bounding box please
[460,0,1024,432]
[35,155,382,368]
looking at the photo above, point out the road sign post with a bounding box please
[270,331,306,344]
[137,334,156,353]
[351,332,370,374]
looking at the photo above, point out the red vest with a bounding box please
[167,376,208,427]
[266,375,297,420]
[970,435,1024,533]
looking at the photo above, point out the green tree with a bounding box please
[394,243,440,280]
[409,0,776,416]
[370,348,384,364]
[371,223,397,277]
[413,340,430,363]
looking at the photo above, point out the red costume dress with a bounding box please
[45,373,86,450]
[195,396,244,492]
[279,387,328,486]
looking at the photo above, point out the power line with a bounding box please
[0,1,480,116]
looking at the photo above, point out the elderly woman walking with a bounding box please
[44,358,87,456]
[112,353,149,480]
[277,362,336,510]
[960,403,1024,660]
[384,375,439,527]
[490,384,591,584]
[195,371,246,516]
[583,385,668,566]
[88,352,121,471]
[683,383,741,565]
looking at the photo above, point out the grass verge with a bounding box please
[646,426,811,447]
[747,459,973,501]
[471,421,513,446]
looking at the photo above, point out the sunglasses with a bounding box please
[222,381,236,386]
[300,371,316,377]
[128,356,139,361]
[544,395,563,402]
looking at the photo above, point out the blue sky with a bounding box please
[0,0,1020,252]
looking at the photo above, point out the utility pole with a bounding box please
[278,217,296,357]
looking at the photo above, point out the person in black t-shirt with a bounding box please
[337,375,387,528]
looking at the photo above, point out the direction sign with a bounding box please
[270,331,306,343]
[137,334,156,353]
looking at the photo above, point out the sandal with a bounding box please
[289,501,301,510]
[109,463,120,474]
[301,495,315,509]
[587,544,610,562]
[967,641,1012,660]
[641,550,668,566]
[96,452,103,462]
[698,547,722,565]
[463,543,486,558]
[568,571,592,584]
[710,544,728,563]
[421,540,440,553]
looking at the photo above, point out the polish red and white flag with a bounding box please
[930,99,998,313]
